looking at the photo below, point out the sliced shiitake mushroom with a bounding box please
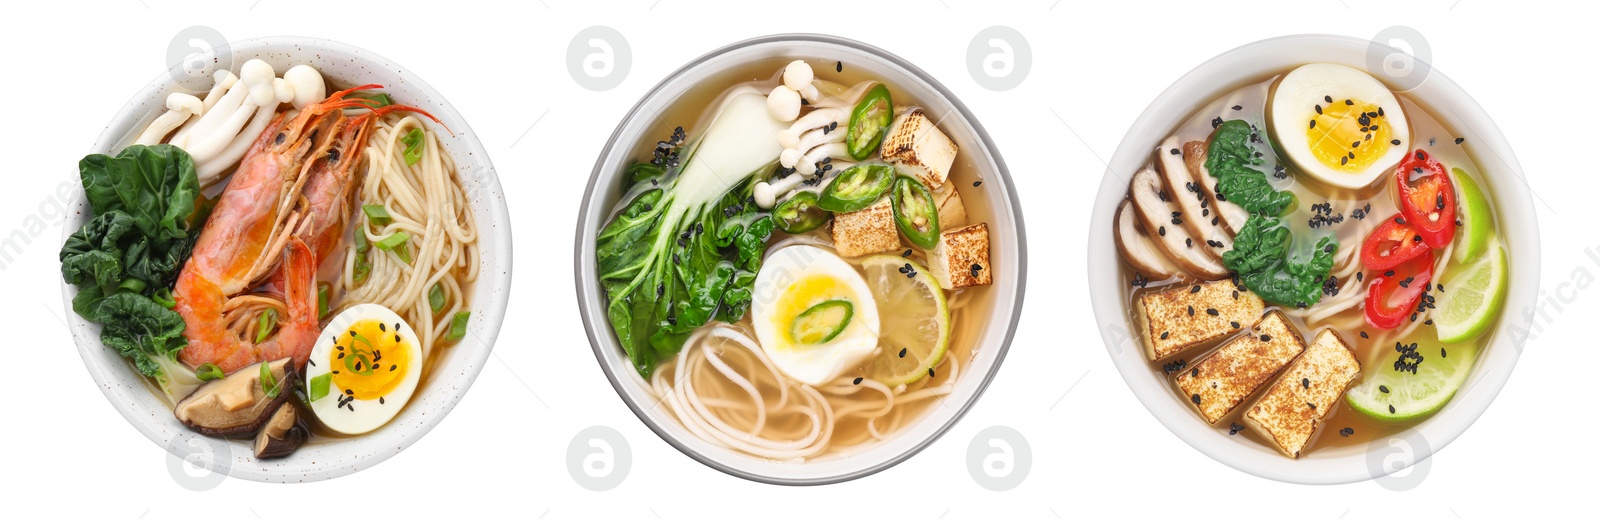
[1129,168,1229,280]
[1155,136,1232,259]
[1184,139,1249,236]
[174,358,296,437]
[1114,199,1181,279]
[254,405,307,459]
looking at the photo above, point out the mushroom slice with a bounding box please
[174,358,296,437]
[1156,136,1232,259]
[253,405,307,459]
[1184,140,1249,236]
[1129,168,1229,280]
[1115,199,1183,279]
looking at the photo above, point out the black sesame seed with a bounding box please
[1230,321,1240,329]
[1389,404,1396,414]
[1191,394,1202,404]
[1206,308,1219,316]
[973,180,982,187]
[1187,306,1194,317]
[1161,331,1170,340]
[1360,331,1369,339]
[1261,334,1272,342]
[1379,385,1389,393]
[1191,285,1202,293]
[1454,137,1464,145]
[898,348,907,358]
[902,249,913,257]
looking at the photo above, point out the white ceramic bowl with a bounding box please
[60,37,512,483]
[1089,34,1537,484]
[575,34,1026,485]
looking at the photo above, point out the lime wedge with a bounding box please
[1451,168,1493,264]
[1435,241,1508,344]
[1346,337,1476,422]
[859,255,951,386]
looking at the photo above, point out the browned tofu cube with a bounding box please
[830,198,901,257]
[1174,310,1306,424]
[926,223,991,289]
[1245,329,1362,458]
[933,185,968,230]
[1135,281,1264,361]
[880,111,957,190]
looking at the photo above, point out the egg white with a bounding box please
[751,245,881,386]
[1269,63,1410,189]
[304,303,423,435]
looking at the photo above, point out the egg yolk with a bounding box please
[772,275,856,350]
[328,319,411,400]
[1306,97,1391,174]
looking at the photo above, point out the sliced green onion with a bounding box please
[152,288,176,309]
[401,128,425,166]
[374,231,409,250]
[317,283,331,319]
[363,204,393,226]
[260,362,281,398]
[375,232,412,264]
[429,283,446,314]
[353,226,371,285]
[118,278,146,294]
[353,93,392,109]
[195,363,224,381]
[255,309,279,344]
[308,373,332,402]
[446,311,471,342]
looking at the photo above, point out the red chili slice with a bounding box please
[1360,213,1431,271]
[1394,149,1457,249]
[1364,251,1435,330]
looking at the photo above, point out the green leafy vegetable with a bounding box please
[59,145,201,401]
[401,128,425,166]
[1204,120,1295,216]
[594,92,785,378]
[196,363,224,381]
[1222,216,1338,308]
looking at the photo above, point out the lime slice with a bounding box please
[1435,241,1508,344]
[1451,168,1493,264]
[859,255,951,386]
[1346,337,1476,422]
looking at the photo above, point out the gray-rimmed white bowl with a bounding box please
[574,34,1026,485]
[60,36,512,483]
[1088,34,1537,484]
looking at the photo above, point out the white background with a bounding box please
[1,0,1590,516]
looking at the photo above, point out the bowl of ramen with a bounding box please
[1089,34,1537,484]
[576,34,1025,484]
[58,37,510,482]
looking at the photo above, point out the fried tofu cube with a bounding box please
[831,198,901,257]
[1174,310,1305,424]
[1135,281,1265,361]
[933,185,968,230]
[1245,329,1361,458]
[926,223,991,289]
[880,111,957,190]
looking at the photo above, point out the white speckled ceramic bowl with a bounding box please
[60,37,511,483]
[575,34,1026,485]
[1089,34,1537,484]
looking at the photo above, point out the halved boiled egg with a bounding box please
[752,245,881,386]
[304,304,422,435]
[1269,63,1410,189]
